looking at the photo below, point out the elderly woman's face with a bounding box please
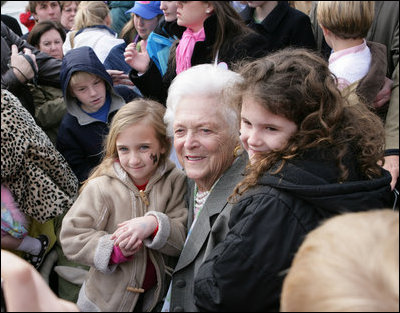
[173,94,237,191]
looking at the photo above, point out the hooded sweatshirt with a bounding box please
[194,149,392,312]
[57,46,125,183]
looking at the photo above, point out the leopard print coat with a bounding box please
[1,89,78,223]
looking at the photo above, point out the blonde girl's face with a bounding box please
[133,14,159,40]
[116,121,166,186]
[240,95,298,164]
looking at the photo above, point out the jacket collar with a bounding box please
[241,2,289,33]
[174,152,248,272]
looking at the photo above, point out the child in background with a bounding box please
[63,1,124,63]
[192,48,393,312]
[317,1,387,109]
[1,184,49,269]
[57,46,125,183]
[60,99,187,312]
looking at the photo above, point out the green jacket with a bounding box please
[28,84,66,145]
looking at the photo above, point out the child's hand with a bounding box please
[111,215,157,250]
[119,243,142,257]
[124,43,150,74]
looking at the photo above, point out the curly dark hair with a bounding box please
[229,48,385,199]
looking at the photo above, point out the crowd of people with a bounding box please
[1,1,399,312]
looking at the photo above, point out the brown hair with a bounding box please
[169,1,253,71]
[230,48,385,199]
[27,20,66,47]
[29,1,60,14]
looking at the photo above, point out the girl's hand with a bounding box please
[119,242,142,257]
[124,43,150,74]
[111,215,157,250]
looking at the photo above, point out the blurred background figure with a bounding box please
[27,20,66,144]
[21,1,62,39]
[104,1,163,102]
[240,1,316,52]
[59,1,79,32]
[1,249,79,312]
[281,209,399,312]
[63,1,124,63]
[108,0,135,36]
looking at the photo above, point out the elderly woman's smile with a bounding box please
[173,94,237,191]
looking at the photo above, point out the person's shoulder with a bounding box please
[286,3,312,21]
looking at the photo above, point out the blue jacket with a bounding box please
[57,46,125,183]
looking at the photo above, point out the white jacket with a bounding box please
[64,26,125,63]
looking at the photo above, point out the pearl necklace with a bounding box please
[194,190,210,220]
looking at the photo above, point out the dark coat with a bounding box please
[1,21,62,114]
[129,14,269,105]
[194,149,392,312]
[57,46,125,183]
[240,1,316,53]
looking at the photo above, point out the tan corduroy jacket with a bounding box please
[60,159,188,312]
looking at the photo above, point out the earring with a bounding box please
[233,145,243,158]
[206,10,210,13]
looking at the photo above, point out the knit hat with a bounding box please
[125,1,163,20]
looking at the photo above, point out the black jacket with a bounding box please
[240,1,316,53]
[194,151,392,312]
[129,14,269,105]
[1,21,62,114]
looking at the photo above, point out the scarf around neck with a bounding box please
[175,27,206,74]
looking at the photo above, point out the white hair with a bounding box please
[164,64,243,137]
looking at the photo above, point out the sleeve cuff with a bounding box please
[143,211,170,250]
[384,149,399,156]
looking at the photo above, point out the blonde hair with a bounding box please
[69,1,110,47]
[317,1,374,39]
[281,209,399,312]
[68,71,102,95]
[80,99,171,192]
[69,71,96,84]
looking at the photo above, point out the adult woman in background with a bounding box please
[27,20,66,144]
[125,1,268,105]
[60,1,79,32]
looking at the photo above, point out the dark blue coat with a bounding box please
[240,1,316,52]
[57,46,125,183]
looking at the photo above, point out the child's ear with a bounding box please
[319,24,331,38]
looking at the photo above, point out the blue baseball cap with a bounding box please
[125,1,163,20]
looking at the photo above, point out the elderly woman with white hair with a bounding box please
[161,63,247,312]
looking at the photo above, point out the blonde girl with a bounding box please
[63,1,124,62]
[60,99,187,312]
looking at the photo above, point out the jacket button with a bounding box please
[175,280,186,288]
[173,306,184,312]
